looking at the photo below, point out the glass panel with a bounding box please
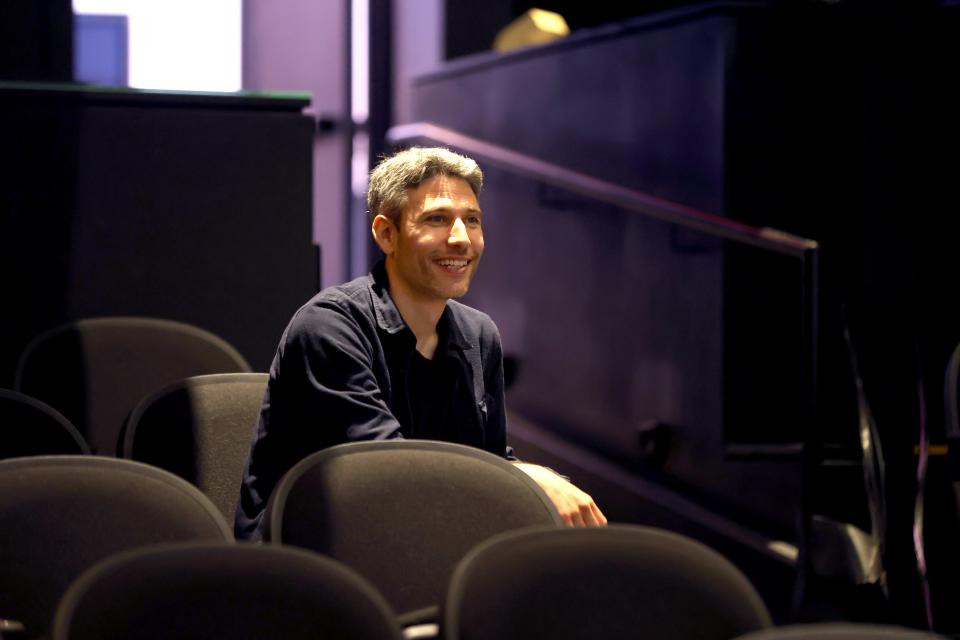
[463,164,807,538]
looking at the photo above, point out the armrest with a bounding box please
[0,618,26,639]
[398,605,440,640]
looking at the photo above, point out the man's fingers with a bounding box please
[576,501,595,526]
[576,499,605,527]
[589,501,608,526]
[561,499,586,526]
[564,492,604,527]
[571,487,605,527]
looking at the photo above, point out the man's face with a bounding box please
[379,174,484,303]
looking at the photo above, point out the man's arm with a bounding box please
[513,462,608,527]
[474,314,606,527]
[236,300,403,539]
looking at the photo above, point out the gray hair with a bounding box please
[367,147,483,222]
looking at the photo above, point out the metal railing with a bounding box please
[387,122,822,566]
[388,121,819,458]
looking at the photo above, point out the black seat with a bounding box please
[0,389,90,459]
[15,317,252,455]
[442,524,773,640]
[121,373,268,522]
[264,440,563,616]
[733,623,947,639]
[0,456,233,638]
[52,542,403,640]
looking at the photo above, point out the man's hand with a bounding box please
[514,462,607,527]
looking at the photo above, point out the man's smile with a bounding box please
[434,257,471,273]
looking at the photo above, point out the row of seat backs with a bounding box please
[0,444,559,637]
[59,528,772,640]
[1,372,267,523]
[13,317,253,456]
[44,526,771,640]
[0,454,946,640]
[45,535,950,640]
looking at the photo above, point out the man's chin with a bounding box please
[434,272,474,300]
[442,277,474,298]
[441,284,470,300]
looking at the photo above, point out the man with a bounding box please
[235,147,605,540]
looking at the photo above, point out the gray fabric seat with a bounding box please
[442,524,773,640]
[0,389,90,459]
[52,542,403,640]
[733,623,947,639]
[15,317,252,455]
[0,456,233,639]
[121,373,268,522]
[264,440,563,615]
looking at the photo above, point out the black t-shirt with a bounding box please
[406,349,459,443]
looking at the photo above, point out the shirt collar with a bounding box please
[369,259,406,335]
[367,259,472,351]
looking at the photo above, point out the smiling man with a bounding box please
[235,147,605,540]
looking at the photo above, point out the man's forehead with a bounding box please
[407,175,479,210]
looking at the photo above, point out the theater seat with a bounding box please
[52,543,402,640]
[0,456,233,638]
[264,440,563,616]
[442,524,772,640]
[121,373,268,522]
[15,317,251,455]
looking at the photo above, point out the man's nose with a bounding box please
[448,217,470,246]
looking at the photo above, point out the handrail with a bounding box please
[387,122,818,258]
[387,121,820,574]
[389,120,819,459]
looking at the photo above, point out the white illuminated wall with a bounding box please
[73,0,242,91]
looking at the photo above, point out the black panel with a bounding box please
[0,84,316,383]
[0,0,73,82]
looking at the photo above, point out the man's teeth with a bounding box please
[437,259,468,267]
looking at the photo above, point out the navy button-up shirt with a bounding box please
[235,260,510,539]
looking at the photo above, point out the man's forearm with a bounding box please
[513,461,607,527]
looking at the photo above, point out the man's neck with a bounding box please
[384,263,445,359]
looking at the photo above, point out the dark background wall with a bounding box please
[415,1,960,627]
[0,0,73,82]
[0,86,317,385]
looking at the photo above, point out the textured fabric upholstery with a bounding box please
[15,317,251,455]
[265,440,563,614]
[52,543,402,640]
[0,456,233,638]
[0,389,89,458]
[443,524,773,640]
[734,623,948,639]
[121,373,268,522]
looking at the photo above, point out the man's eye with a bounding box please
[467,216,482,226]
[425,214,445,223]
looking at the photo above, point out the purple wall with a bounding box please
[243,0,350,288]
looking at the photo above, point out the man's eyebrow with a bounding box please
[418,205,483,216]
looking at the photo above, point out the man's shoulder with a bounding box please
[286,273,375,335]
[315,272,373,307]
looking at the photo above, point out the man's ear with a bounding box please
[371,214,397,255]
